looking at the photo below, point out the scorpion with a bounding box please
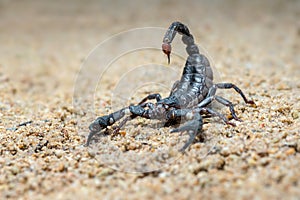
[86,21,255,152]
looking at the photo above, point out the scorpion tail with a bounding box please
[162,21,192,64]
[162,43,171,64]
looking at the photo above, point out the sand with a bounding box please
[0,0,299,199]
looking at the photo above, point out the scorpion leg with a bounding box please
[199,107,236,126]
[138,93,162,105]
[111,116,133,135]
[197,85,242,121]
[169,80,180,96]
[214,96,242,121]
[167,106,235,152]
[198,95,242,121]
[215,83,255,105]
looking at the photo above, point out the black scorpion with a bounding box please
[86,22,255,152]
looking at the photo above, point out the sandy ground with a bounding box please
[0,0,300,199]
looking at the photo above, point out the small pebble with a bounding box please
[285,148,296,156]
[220,147,231,157]
[56,163,66,172]
[55,150,64,158]
[98,168,114,177]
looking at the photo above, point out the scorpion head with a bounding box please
[162,43,171,64]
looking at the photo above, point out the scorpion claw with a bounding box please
[86,130,100,146]
[86,118,108,146]
[170,120,201,152]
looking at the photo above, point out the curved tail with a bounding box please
[162,22,198,63]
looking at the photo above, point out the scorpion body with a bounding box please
[87,22,254,152]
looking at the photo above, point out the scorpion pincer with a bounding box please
[86,21,255,152]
